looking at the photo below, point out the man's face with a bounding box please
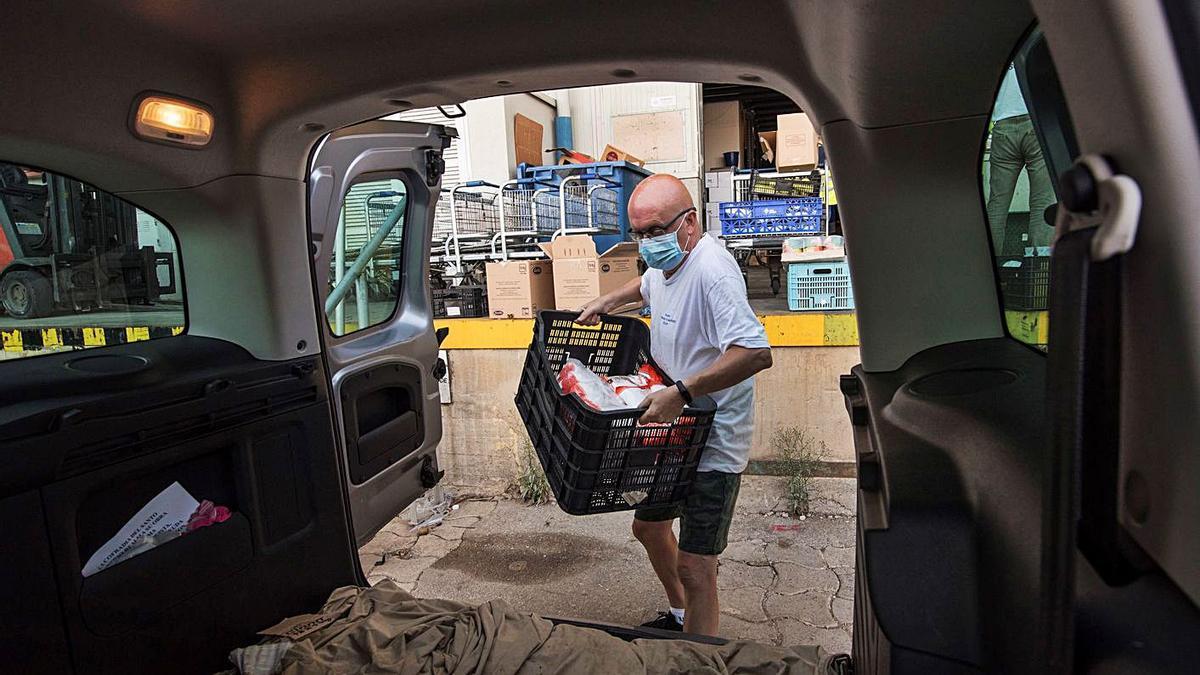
[630,207,696,249]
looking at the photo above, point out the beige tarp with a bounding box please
[235,581,833,674]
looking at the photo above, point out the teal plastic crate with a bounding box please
[787,260,854,311]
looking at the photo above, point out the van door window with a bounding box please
[0,163,184,359]
[326,177,408,336]
[984,34,1076,349]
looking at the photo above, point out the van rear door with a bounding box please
[308,120,451,544]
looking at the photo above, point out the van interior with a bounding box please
[1,1,1199,673]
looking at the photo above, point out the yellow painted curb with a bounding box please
[435,312,860,349]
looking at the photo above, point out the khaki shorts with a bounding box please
[634,471,742,556]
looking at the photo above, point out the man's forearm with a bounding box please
[681,346,772,398]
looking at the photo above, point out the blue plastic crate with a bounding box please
[787,260,854,311]
[719,198,824,237]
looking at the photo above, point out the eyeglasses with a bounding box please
[629,207,696,242]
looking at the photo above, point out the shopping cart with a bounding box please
[517,161,649,251]
[438,181,501,281]
[533,187,560,234]
[362,190,405,294]
[490,179,561,259]
[552,175,622,240]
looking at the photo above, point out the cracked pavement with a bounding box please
[360,476,856,655]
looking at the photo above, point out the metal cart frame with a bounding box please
[552,174,621,240]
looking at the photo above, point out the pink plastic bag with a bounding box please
[187,499,232,532]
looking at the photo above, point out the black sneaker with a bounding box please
[640,611,683,632]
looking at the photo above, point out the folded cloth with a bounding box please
[236,581,833,674]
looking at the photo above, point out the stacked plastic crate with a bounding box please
[717,197,824,238]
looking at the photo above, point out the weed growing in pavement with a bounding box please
[514,441,552,505]
[773,426,829,516]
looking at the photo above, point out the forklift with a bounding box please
[0,162,175,319]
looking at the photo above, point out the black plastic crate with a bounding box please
[996,256,1050,311]
[750,174,821,199]
[515,311,717,515]
[432,285,487,318]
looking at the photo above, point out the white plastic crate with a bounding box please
[787,260,854,311]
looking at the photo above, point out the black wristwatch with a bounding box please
[675,380,694,406]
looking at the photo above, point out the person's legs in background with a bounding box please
[1018,117,1057,248]
[987,118,1025,255]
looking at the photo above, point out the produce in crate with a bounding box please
[608,363,669,407]
[555,359,690,455]
[556,360,669,412]
[613,384,666,409]
[516,311,717,515]
[556,359,626,411]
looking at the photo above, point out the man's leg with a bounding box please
[632,517,686,609]
[677,551,720,634]
[674,471,742,636]
[987,118,1024,255]
[1018,118,1057,248]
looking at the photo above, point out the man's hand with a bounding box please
[578,276,645,325]
[639,385,686,425]
[576,296,611,325]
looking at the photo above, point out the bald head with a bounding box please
[628,174,695,226]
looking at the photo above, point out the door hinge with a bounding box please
[420,454,444,489]
[1054,154,1142,261]
[425,149,445,187]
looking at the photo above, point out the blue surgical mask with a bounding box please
[639,228,692,270]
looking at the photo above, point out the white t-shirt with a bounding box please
[639,234,770,473]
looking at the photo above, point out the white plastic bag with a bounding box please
[557,359,626,411]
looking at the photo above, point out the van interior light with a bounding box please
[134,96,213,146]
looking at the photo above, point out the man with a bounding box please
[577,174,772,636]
[986,64,1055,254]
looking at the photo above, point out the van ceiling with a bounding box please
[0,0,1033,192]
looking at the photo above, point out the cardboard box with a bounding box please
[703,101,743,169]
[514,114,545,168]
[706,202,723,236]
[598,144,646,167]
[550,148,596,165]
[539,235,640,311]
[758,131,776,165]
[704,170,734,201]
[485,260,555,319]
[775,113,818,171]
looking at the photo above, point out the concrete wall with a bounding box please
[456,84,707,207]
[435,346,860,493]
[460,97,508,184]
[567,82,704,210]
[459,93,557,184]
